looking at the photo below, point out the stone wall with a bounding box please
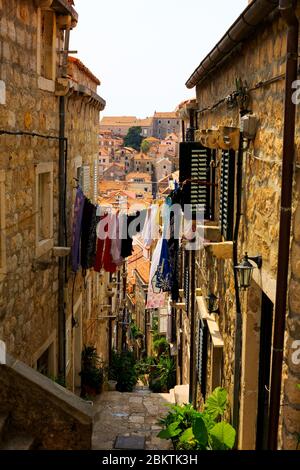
[190,7,300,449]
[0,354,93,449]
[0,0,62,367]
[0,0,111,395]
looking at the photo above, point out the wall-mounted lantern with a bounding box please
[234,252,262,290]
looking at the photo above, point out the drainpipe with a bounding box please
[189,249,196,405]
[268,0,298,450]
[58,27,71,379]
[232,134,244,436]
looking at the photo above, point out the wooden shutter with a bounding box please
[196,317,208,398]
[184,250,190,315]
[93,159,98,203]
[78,165,90,196]
[219,149,235,240]
[179,142,212,220]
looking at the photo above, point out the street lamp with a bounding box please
[234,252,262,290]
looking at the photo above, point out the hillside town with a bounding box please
[0,0,300,458]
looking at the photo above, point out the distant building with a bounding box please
[130,153,154,174]
[125,172,153,194]
[152,112,180,139]
[154,157,173,182]
[102,163,125,181]
[100,112,180,139]
[98,149,110,176]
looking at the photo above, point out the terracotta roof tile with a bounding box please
[68,56,100,85]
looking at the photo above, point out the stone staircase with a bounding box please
[0,412,36,450]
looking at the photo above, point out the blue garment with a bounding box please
[155,238,172,292]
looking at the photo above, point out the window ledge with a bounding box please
[36,238,54,258]
[38,76,55,93]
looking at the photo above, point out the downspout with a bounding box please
[232,133,244,435]
[268,0,298,450]
[58,26,71,379]
[189,249,196,405]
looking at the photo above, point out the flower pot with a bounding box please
[107,380,117,391]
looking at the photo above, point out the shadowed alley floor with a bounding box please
[92,386,175,450]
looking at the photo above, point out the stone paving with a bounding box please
[92,386,175,450]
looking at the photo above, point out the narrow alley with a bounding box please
[0,0,300,460]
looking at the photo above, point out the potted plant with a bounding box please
[80,345,103,397]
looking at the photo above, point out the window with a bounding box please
[0,171,6,276]
[158,120,161,124]
[36,163,53,257]
[219,150,235,240]
[168,120,170,124]
[179,142,213,220]
[37,9,56,84]
[144,188,148,192]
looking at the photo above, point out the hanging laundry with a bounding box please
[94,213,108,272]
[146,238,166,309]
[81,198,98,271]
[110,212,123,266]
[71,187,85,272]
[101,212,117,273]
[155,238,172,292]
[120,214,136,258]
[141,204,160,247]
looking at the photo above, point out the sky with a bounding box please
[70,0,248,118]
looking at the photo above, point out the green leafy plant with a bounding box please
[157,387,236,450]
[153,336,170,357]
[80,345,103,397]
[130,321,144,340]
[109,350,137,392]
[149,356,176,393]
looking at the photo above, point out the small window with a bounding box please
[36,163,53,256]
[38,172,51,241]
[38,9,56,81]
[168,120,170,124]
[158,120,161,124]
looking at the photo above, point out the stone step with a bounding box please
[0,434,36,450]
[174,384,189,405]
[169,388,175,403]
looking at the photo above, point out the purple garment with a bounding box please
[71,187,85,272]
